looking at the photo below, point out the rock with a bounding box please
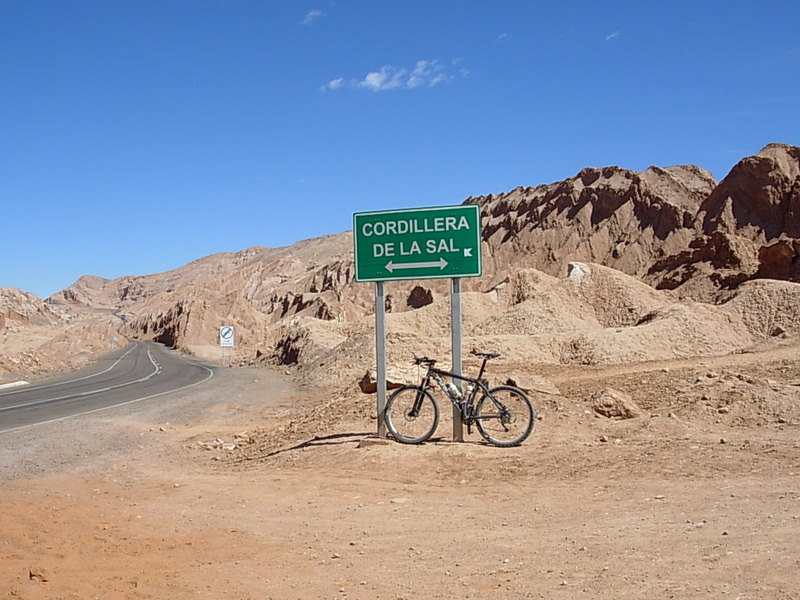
[358,367,417,394]
[590,388,644,419]
[406,285,434,309]
[567,262,591,282]
[29,567,49,582]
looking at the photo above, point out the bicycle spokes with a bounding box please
[475,386,534,446]
[384,385,440,444]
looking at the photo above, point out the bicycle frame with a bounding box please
[418,358,495,427]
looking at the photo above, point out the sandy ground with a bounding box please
[2,346,800,600]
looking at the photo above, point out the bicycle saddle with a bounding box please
[471,351,500,359]
[413,356,437,365]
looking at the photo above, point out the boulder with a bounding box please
[358,367,418,394]
[590,388,643,419]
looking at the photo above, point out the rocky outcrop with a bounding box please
[0,287,65,329]
[646,144,800,298]
[699,143,800,240]
[470,163,715,288]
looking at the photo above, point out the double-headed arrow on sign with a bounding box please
[385,257,448,273]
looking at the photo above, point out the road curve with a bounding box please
[0,341,214,433]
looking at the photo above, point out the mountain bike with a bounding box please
[384,351,535,446]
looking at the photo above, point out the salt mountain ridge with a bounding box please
[1,143,798,383]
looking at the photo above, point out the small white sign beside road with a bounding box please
[219,326,235,348]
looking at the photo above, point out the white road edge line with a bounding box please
[0,342,140,397]
[0,345,162,412]
[0,361,215,435]
[0,381,29,390]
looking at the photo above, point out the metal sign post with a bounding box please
[451,278,464,442]
[353,204,482,441]
[375,282,387,438]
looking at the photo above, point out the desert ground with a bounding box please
[2,338,799,600]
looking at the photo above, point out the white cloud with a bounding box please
[323,59,464,93]
[357,66,407,91]
[302,9,324,25]
[605,31,620,41]
[497,32,509,42]
[320,77,345,92]
[407,60,443,88]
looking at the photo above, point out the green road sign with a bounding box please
[353,204,482,282]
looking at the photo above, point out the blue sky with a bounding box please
[1,1,798,298]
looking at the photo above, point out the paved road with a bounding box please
[0,342,214,433]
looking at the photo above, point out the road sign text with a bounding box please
[353,205,482,282]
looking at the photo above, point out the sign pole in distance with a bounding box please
[354,204,483,441]
[220,326,235,367]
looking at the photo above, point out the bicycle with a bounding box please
[384,351,536,446]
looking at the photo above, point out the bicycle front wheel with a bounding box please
[384,385,439,444]
[475,386,535,446]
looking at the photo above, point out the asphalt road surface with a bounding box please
[0,342,214,433]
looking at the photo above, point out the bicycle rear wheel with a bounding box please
[475,385,535,446]
[384,385,439,444]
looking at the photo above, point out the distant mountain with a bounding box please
[4,143,796,379]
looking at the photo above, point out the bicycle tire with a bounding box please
[384,385,440,444]
[475,385,535,446]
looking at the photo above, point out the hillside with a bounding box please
[2,143,799,387]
